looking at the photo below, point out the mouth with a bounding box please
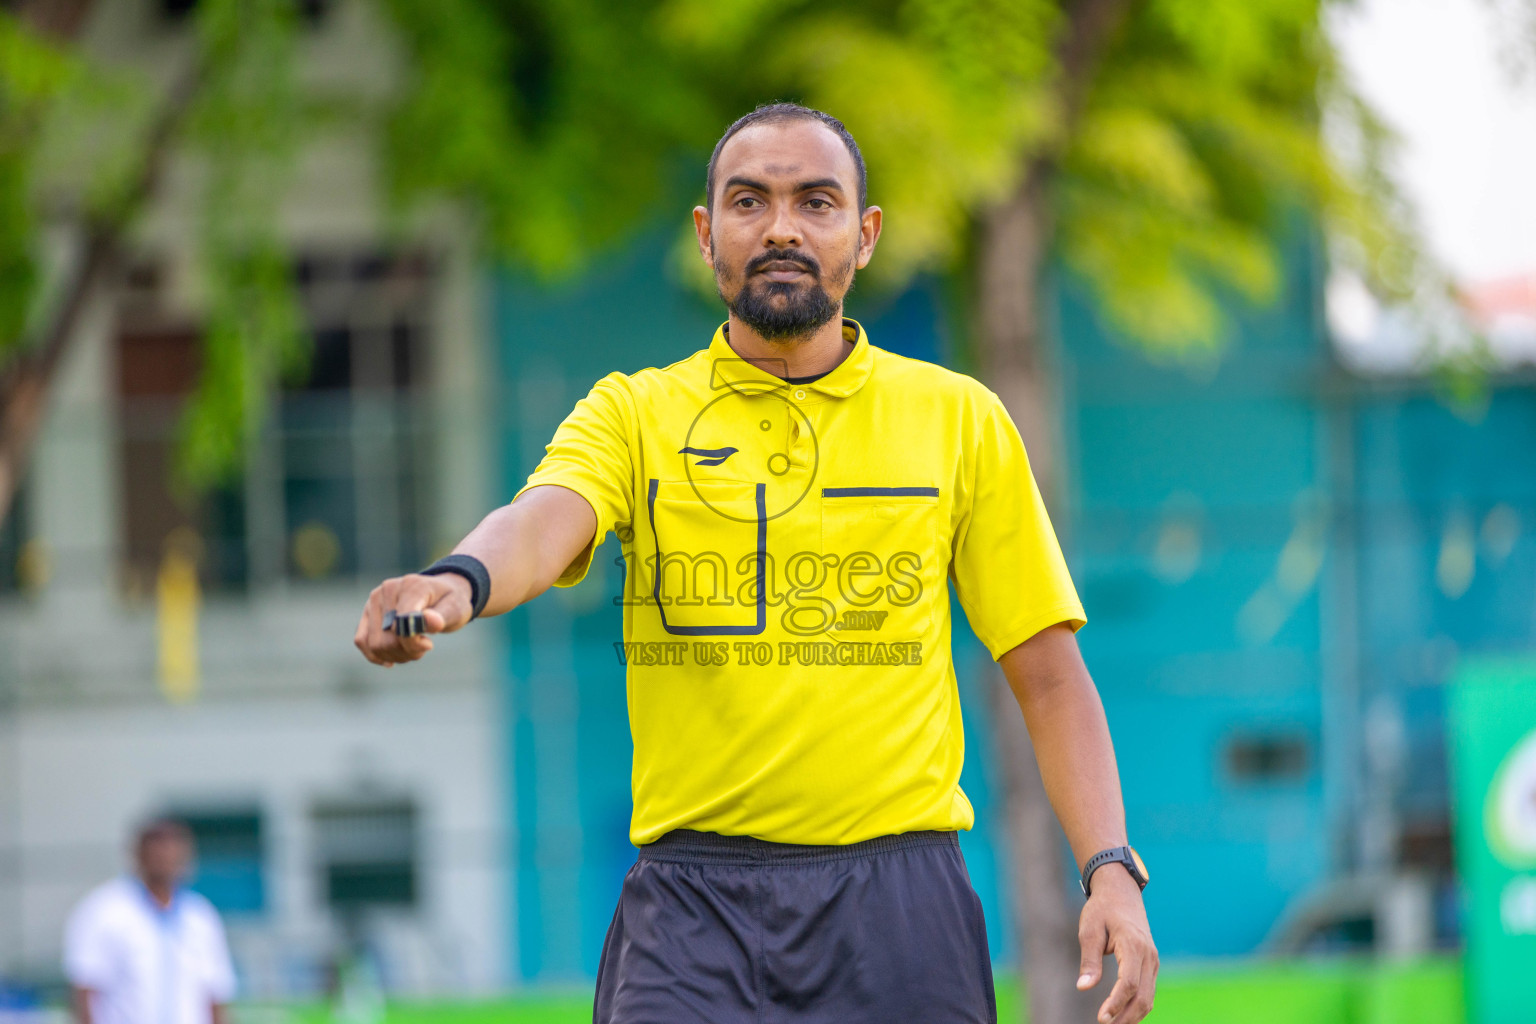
[755,260,814,282]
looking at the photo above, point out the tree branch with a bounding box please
[0,58,203,528]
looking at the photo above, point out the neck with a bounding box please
[142,878,176,908]
[724,311,853,379]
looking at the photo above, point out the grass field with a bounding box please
[252,955,1464,1024]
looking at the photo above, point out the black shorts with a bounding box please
[594,828,997,1024]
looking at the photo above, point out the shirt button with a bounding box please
[794,389,806,400]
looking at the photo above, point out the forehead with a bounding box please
[714,119,857,196]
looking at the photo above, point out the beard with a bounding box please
[717,246,853,341]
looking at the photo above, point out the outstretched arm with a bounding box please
[998,622,1158,1024]
[353,484,597,666]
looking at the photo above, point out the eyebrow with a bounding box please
[721,175,847,197]
[723,176,771,195]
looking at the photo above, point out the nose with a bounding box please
[762,201,802,250]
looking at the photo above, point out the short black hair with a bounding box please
[135,816,192,849]
[706,103,867,213]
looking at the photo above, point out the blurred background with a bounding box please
[0,0,1534,1022]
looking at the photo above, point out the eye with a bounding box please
[805,198,832,210]
[735,195,761,208]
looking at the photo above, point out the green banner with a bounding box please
[1449,659,1536,1024]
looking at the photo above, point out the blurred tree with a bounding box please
[0,0,309,520]
[0,1,1436,1019]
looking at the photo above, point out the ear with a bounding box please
[693,206,714,268]
[855,205,883,269]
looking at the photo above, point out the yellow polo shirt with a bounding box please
[513,319,1086,846]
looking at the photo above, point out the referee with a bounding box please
[355,103,1157,1024]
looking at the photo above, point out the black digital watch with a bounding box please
[1080,845,1149,899]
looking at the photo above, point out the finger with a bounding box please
[370,580,401,654]
[391,574,438,615]
[353,610,374,660]
[355,628,387,665]
[1110,945,1158,1024]
[375,588,416,661]
[1078,913,1107,991]
[426,575,477,632]
[400,631,434,655]
[379,576,401,614]
[369,583,424,665]
[1127,948,1158,1023]
[353,592,371,646]
[356,590,389,665]
[380,578,443,643]
[384,630,435,663]
[1098,947,1143,1024]
[372,577,438,662]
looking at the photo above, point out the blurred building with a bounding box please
[0,0,505,998]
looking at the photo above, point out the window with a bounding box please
[1224,732,1310,782]
[116,311,247,594]
[114,250,436,594]
[313,799,418,910]
[280,252,434,583]
[0,478,35,595]
[179,808,266,915]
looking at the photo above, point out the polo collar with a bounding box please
[706,318,875,399]
[134,877,184,922]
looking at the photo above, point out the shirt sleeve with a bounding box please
[62,894,114,990]
[511,372,635,587]
[950,391,1086,660]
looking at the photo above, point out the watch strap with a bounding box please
[1080,845,1146,898]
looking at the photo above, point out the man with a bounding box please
[64,819,236,1024]
[355,103,1157,1024]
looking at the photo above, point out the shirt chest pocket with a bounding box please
[645,478,767,635]
[819,487,945,642]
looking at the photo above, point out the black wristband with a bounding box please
[420,554,492,620]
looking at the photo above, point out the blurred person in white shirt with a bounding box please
[63,819,236,1024]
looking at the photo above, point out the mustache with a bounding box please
[746,248,821,278]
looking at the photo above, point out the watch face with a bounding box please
[1128,846,1149,884]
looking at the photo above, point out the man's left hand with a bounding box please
[1076,867,1158,1024]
